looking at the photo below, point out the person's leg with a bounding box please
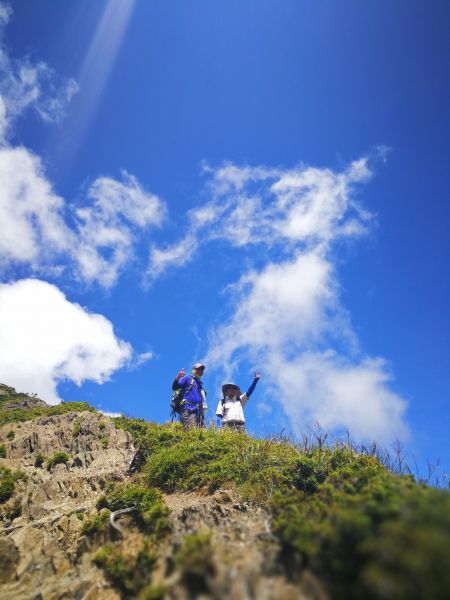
[181,409,197,429]
[222,421,245,433]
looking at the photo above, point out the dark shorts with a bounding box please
[222,421,246,433]
[181,408,201,429]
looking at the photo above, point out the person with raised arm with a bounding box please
[216,371,260,433]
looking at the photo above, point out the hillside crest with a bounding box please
[0,383,449,600]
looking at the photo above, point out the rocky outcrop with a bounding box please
[0,409,134,599]
[0,383,46,410]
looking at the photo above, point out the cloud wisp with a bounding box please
[0,3,78,143]
[0,279,132,404]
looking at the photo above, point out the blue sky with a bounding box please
[0,1,448,474]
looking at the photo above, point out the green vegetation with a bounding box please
[0,444,6,458]
[0,401,96,427]
[101,436,109,449]
[115,418,450,599]
[34,452,45,467]
[46,451,70,471]
[94,542,158,597]
[174,531,215,592]
[73,419,81,437]
[99,421,106,431]
[96,482,170,539]
[138,582,167,600]
[0,466,25,503]
[81,509,110,537]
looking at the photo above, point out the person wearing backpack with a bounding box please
[216,371,260,433]
[172,363,207,429]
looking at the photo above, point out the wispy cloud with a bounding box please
[0,279,132,404]
[147,158,373,280]
[0,2,77,143]
[75,171,166,287]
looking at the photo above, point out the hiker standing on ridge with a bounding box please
[172,363,207,429]
[216,371,260,433]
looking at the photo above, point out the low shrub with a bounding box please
[174,531,215,595]
[0,402,96,427]
[270,466,450,598]
[34,452,45,468]
[94,542,157,596]
[97,483,170,539]
[0,444,6,458]
[81,509,110,537]
[2,497,22,521]
[101,436,109,449]
[73,419,81,437]
[46,451,70,471]
[0,466,25,503]
[138,582,167,600]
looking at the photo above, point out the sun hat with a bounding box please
[222,383,240,396]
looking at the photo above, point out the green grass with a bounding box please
[46,451,70,471]
[115,417,450,599]
[0,401,96,427]
[0,444,5,458]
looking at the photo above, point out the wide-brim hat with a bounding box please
[222,383,240,395]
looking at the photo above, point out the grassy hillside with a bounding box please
[110,418,450,599]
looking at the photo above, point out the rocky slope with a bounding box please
[1,384,449,600]
[0,386,306,600]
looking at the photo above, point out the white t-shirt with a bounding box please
[216,393,248,424]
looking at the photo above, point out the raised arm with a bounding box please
[244,371,261,399]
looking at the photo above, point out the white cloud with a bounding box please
[148,158,374,278]
[133,351,154,368]
[99,410,122,418]
[0,2,11,26]
[75,171,166,287]
[268,352,409,443]
[0,147,165,286]
[206,251,339,366]
[148,233,199,281]
[0,279,132,404]
[198,159,409,443]
[0,146,73,266]
[0,4,165,288]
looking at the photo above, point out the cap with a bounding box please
[192,363,206,370]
